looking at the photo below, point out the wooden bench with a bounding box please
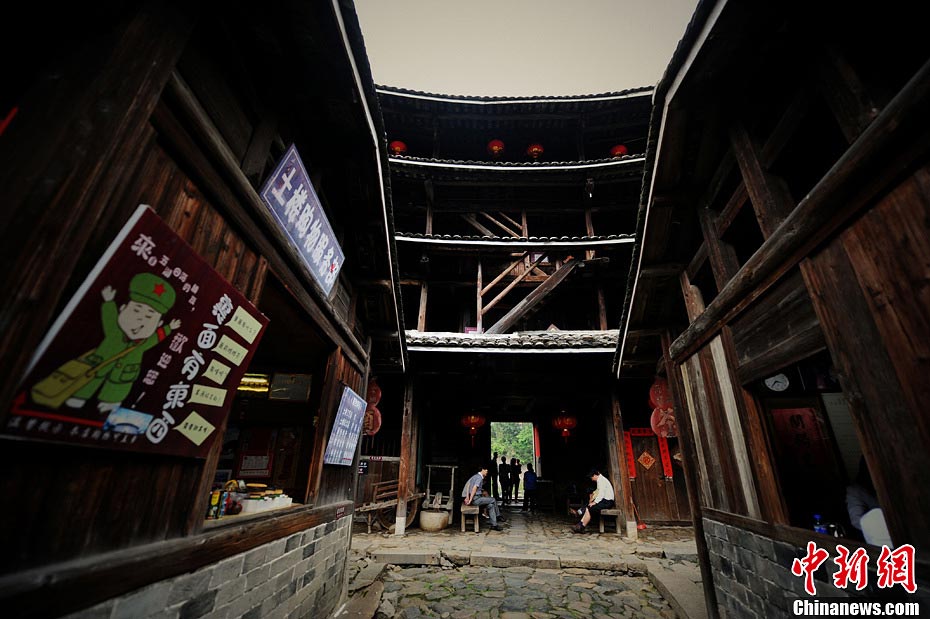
[460,504,480,533]
[599,508,622,534]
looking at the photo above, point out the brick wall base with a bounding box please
[64,515,353,619]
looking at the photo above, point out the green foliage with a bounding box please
[490,422,534,465]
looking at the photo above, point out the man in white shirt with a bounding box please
[572,468,615,533]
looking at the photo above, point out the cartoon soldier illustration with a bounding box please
[33,273,181,413]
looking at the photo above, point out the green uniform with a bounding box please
[73,300,172,404]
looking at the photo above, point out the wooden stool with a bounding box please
[599,508,622,534]
[461,505,480,532]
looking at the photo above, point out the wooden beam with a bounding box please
[476,260,483,332]
[479,211,520,237]
[729,122,794,238]
[394,377,415,535]
[596,287,608,331]
[610,393,638,540]
[661,332,720,619]
[417,283,428,331]
[481,252,531,296]
[670,56,930,362]
[239,114,277,184]
[698,208,741,290]
[481,253,547,315]
[460,213,496,237]
[498,211,522,231]
[639,264,685,279]
[685,242,708,282]
[816,45,880,144]
[584,208,596,261]
[716,182,748,236]
[485,259,580,334]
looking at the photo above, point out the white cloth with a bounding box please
[860,508,892,547]
[592,474,615,502]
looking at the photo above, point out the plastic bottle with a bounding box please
[813,514,828,534]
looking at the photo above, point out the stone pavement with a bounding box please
[342,505,708,619]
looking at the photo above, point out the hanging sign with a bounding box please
[259,144,344,297]
[322,386,367,466]
[7,205,268,458]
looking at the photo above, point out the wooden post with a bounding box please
[476,260,483,333]
[662,332,720,619]
[417,283,428,331]
[610,393,637,540]
[395,377,415,535]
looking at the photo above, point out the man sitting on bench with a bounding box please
[463,466,504,531]
[571,468,615,534]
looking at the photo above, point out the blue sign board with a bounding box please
[259,145,344,296]
[323,386,367,466]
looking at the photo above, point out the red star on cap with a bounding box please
[153,283,166,296]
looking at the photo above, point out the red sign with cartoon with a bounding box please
[6,205,268,458]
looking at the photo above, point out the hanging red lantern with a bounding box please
[389,140,408,156]
[363,405,382,436]
[487,139,505,158]
[609,144,629,158]
[552,412,577,443]
[649,377,673,409]
[366,379,382,406]
[460,413,486,447]
[649,377,677,438]
[526,143,544,160]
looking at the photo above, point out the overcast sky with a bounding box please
[354,0,699,96]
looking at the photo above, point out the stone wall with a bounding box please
[65,516,353,619]
[704,518,875,618]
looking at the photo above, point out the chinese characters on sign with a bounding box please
[6,205,268,458]
[791,542,917,595]
[259,144,344,297]
[322,386,367,466]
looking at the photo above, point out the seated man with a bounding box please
[572,468,615,533]
[462,466,504,531]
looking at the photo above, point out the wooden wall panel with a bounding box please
[730,269,826,383]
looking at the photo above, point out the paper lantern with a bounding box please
[363,406,382,436]
[526,143,544,160]
[649,377,673,409]
[366,379,382,406]
[552,412,577,442]
[610,144,629,158]
[389,140,407,156]
[460,413,486,447]
[650,407,678,438]
[487,139,505,158]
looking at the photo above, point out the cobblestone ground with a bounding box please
[376,565,676,619]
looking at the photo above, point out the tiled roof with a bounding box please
[406,330,620,352]
[395,233,634,249]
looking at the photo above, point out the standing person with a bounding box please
[462,466,504,531]
[489,451,500,500]
[521,463,538,512]
[499,455,511,504]
[571,468,615,533]
[510,458,520,502]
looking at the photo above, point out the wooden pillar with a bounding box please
[476,259,483,333]
[395,377,416,535]
[610,392,637,540]
[662,332,720,619]
[417,283,428,331]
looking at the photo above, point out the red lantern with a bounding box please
[649,377,673,409]
[552,413,577,443]
[366,379,382,406]
[363,406,382,436]
[526,143,544,160]
[389,140,407,156]
[609,144,629,158]
[460,413,486,447]
[487,139,505,158]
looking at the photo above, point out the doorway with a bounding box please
[490,421,536,501]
